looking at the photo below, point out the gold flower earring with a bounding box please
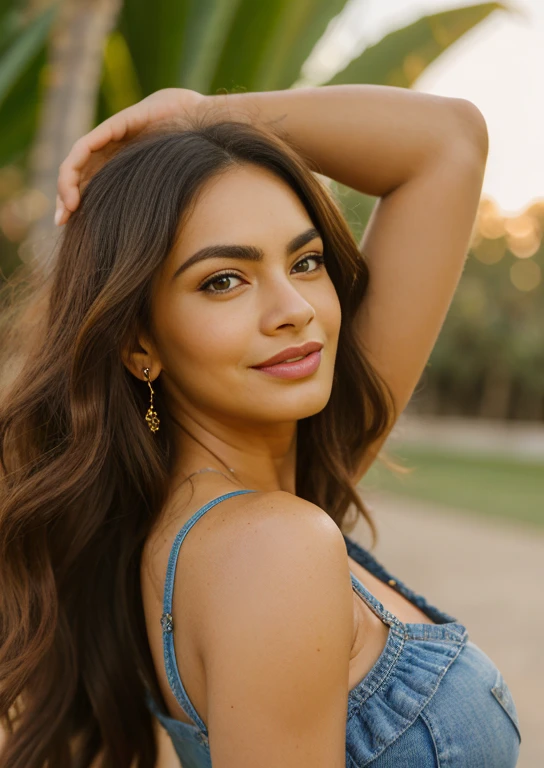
[143,368,160,433]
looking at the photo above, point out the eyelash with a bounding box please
[198,254,326,295]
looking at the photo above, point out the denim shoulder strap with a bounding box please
[160,489,256,733]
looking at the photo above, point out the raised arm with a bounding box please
[213,85,489,480]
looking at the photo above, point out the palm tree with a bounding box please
[28,0,122,247]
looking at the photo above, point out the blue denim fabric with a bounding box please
[145,490,521,767]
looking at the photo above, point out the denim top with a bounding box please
[144,490,522,767]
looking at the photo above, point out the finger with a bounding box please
[56,107,149,210]
[56,140,93,213]
[57,129,109,211]
[56,204,70,226]
[54,194,64,226]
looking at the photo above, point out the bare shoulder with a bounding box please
[214,487,345,540]
[197,489,350,606]
[193,489,353,766]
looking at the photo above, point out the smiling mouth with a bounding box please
[252,341,324,369]
[251,349,322,379]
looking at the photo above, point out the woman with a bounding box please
[0,85,521,767]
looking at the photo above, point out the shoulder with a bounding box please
[217,487,345,541]
[197,489,351,606]
[192,491,354,747]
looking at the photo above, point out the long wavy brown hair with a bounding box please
[0,115,398,767]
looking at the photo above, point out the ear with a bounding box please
[121,329,162,382]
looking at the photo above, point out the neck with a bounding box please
[168,412,298,495]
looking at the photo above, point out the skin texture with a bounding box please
[55,86,489,767]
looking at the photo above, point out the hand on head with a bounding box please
[54,88,206,226]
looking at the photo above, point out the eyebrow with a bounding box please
[171,226,322,281]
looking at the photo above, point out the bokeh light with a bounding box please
[509,258,541,291]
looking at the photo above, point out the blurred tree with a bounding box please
[28,0,122,246]
[413,201,544,421]
[0,0,122,267]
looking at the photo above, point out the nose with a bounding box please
[259,275,316,332]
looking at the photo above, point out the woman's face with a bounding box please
[148,163,341,428]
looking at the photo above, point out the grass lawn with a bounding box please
[361,444,544,529]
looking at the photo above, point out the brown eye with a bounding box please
[292,254,325,273]
[199,271,243,294]
[199,254,325,296]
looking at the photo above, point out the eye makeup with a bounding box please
[198,253,326,295]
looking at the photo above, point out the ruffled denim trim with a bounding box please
[346,623,468,766]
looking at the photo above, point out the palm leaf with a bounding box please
[209,0,349,93]
[179,0,244,93]
[120,0,191,95]
[255,0,351,91]
[0,5,21,54]
[101,30,143,114]
[0,5,57,107]
[326,3,509,87]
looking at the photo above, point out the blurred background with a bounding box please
[1,0,541,765]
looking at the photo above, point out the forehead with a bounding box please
[175,164,313,251]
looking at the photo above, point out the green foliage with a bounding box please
[100,30,143,114]
[424,231,544,417]
[177,0,245,93]
[0,46,46,168]
[0,4,57,167]
[365,444,544,527]
[328,3,508,86]
[0,3,56,107]
[119,0,190,94]
[208,0,350,93]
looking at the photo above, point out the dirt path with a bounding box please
[352,489,544,768]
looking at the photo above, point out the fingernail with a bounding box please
[54,205,63,226]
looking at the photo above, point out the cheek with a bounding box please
[319,281,342,341]
[155,296,251,375]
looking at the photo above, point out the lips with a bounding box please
[252,341,323,368]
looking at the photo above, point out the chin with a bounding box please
[273,386,333,421]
